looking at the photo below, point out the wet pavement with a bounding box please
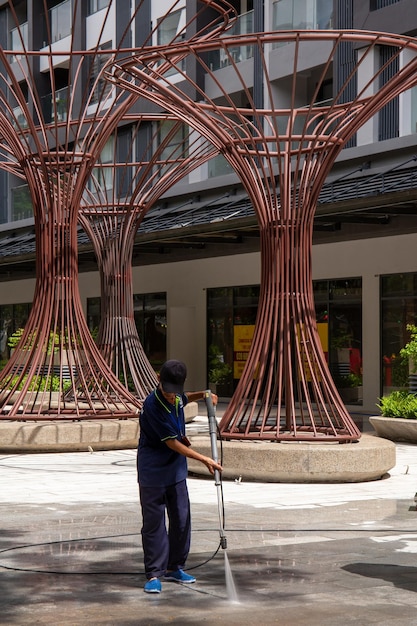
[1,416,417,625]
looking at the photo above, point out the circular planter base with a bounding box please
[188,433,395,483]
[0,403,198,453]
[369,415,417,443]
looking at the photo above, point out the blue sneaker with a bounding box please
[144,578,161,594]
[164,569,196,584]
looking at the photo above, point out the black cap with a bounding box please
[159,360,187,394]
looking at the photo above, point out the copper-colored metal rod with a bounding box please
[79,115,218,399]
[111,30,417,441]
[0,0,231,420]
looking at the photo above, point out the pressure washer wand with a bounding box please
[204,389,227,550]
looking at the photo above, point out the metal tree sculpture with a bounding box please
[79,114,218,398]
[113,30,417,440]
[0,0,235,420]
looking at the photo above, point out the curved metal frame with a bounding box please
[79,113,218,398]
[0,0,235,420]
[112,30,417,441]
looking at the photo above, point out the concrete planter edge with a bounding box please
[369,415,417,443]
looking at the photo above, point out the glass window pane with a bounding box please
[11,185,33,221]
[157,9,184,45]
[87,297,101,337]
[134,292,166,371]
[89,42,112,105]
[381,272,417,394]
[88,0,110,15]
[0,303,31,362]
[207,287,233,394]
[314,278,363,404]
[207,285,259,395]
[0,305,13,361]
[381,272,417,297]
[317,0,333,29]
[273,0,293,30]
[50,0,72,43]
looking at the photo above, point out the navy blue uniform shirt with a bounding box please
[137,389,189,488]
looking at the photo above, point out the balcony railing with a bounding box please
[88,0,110,15]
[272,0,333,31]
[45,0,72,44]
[208,10,254,71]
[12,105,28,130]
[10,21,28,61]
[41,86,69,123]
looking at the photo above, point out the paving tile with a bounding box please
[1,433,417,625]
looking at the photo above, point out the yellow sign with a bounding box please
[233,325,255,379]
[317,322,329,355]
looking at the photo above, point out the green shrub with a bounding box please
[336,373,362,388]
[400,324,417,373]
[377,390,417,419]
[7,328,25,349]
[3,373,72,392]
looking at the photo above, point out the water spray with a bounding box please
[204,389,227,550]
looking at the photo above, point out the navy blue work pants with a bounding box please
[139,479,191,580]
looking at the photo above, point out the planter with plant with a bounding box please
[370,325,417,440]
[332,330,353,369]
[370,390,417,441]
[6,327,77,385]
[336,372,363,403]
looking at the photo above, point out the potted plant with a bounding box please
[369,325,417,441]
[208,345,232,395]
[331,330,353,379]
[377,390,417,418]
[370,390,417,442]
[336,372,363,403]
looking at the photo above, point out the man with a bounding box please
[137,359,223,594]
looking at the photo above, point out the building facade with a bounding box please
[0,0,417,413]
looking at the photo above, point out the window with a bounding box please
[378,46,399,141]
[208,155,234,178]
[89,42,112,105]
[273,0,333,31]
[313,278,363,404]
[157,9,185,46]
[208,9,254,69]
[87,292,167,372]
[42,86,69,124]
[207,280,362,399]
[87,297,101,337]
[134,293,167,371]
[370,0,400,10]
[381,273,417,394]
[88,135,114,193]
[207,285,259,394]
[11,185,33,221]
[157,9,185,76]
[10,21,28,62]
[157,120,188,172]
[0,302,32,362]
[46,0,72,44]
[88,0,110,15]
